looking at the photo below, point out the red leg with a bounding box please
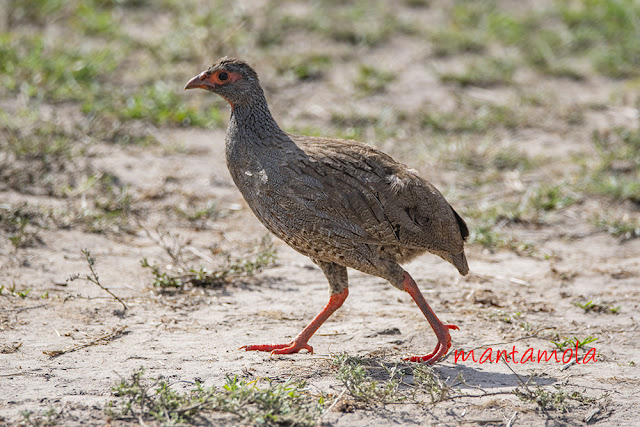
[241,288,349,356]
[402,272,458,365]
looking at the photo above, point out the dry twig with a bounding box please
[43,325,128,357]
[68,249,127,311]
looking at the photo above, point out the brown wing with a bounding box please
[282,135,467,256]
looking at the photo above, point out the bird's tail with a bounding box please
[449,251,469,276]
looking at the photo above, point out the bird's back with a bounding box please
[228,132,468,275]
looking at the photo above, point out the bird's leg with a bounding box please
[401,271,459,364]
[241,288,348,355]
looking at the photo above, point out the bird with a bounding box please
[185,57,469,364]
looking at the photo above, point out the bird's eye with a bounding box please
[218,71,229,81]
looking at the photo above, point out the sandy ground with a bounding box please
[2,126,639,425]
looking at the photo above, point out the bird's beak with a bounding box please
[184,72,214,90]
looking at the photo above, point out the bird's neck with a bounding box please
[228,98,289,146]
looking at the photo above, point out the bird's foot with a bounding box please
[404,324,459,365]
[240,341,313,355]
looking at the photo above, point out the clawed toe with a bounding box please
[241,342,313,355]
[404,323,458,364]
[271,342,313,355]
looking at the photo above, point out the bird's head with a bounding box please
[184,57,262,108]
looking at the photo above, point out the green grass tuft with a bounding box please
[109,368,323,426]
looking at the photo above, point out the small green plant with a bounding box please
[332,355,404,404]
[596,216,640,240]
[331,354,458,405]
[412,365,453,403]
[429,28,487,57]
[0,203,45,250]
[174,201,221,223]
[293,1,412,47]
[20,406,60,426]
[109,368,323,425]
[528,184,577,212]
[489,309,523,324]
[551,336,598,351]
[514,385,596,412]
[110,81,224,127]
[18,288,31,299]
[277,54,333,81]
[0,283,34,299]
[440,57,516,87]
[574,300,621,314]
[587,123,640,204]
[142,235,277,290]
[354,65,395,95]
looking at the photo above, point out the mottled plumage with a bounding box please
[185,57,469,364]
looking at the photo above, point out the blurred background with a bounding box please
[1,0,639,258]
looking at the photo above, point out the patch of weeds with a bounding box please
[514,385,597,412]
[173,201,222,224]
[86,116,160,146]
[450,140,532,171]
[440,57,516,87]
[140,258,183,289]
[0,111,83,195]
[588,174,640,204]
[429,28,487,57]
[331,355,460,406]
[296,1,415,47]
[329,111,380,141]
[94,81,224,127]
[0,112,76,162]
[521,27,586,80]
[527,184,577,212]
[411,365,454,403]
[551,336,598,351]
[421,103,527,135]
[465,211,517,252]
[0,204,46,250]
[587,125,640,203]
[574,300,620,314]
[71,3,120,37]
[332,355,404,404]
[0,34,119,102]
[437,0,640,79]
[405,0,429,6]
[467,224,511,251]
[286,126,324,138]
[354,64,395,95]
[20,407,62,427]
[109,368,323,426]
[6,0,65,26]
[329,108,405,143]
[491,309,524,325]
[558,0,640,78]
[464,182,576,252]
[0,283,34,299]
[142,234,277,290]
[595,215,640,240]
[276,54,333,81]
[59,172,136,234]
[463,202,536,253]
